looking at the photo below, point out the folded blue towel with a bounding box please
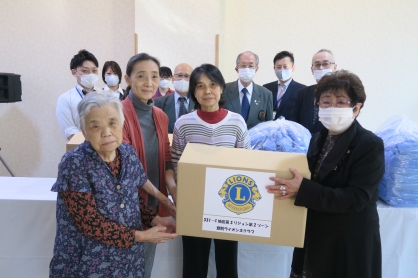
[375,115,418,207]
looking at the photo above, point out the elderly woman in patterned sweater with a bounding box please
[171,64,250,278]
[49,92,177,278]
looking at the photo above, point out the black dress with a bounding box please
[291,120,385,278]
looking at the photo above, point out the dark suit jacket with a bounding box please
[263,79,306,120]
[288,84,323,135]
[153,93,195,133]
[222,80,273,130]
[291,120,385,278]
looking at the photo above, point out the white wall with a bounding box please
[0,0,135,177]
[135,0,220,69]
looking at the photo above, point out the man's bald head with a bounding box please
[173,63,193,95]
[174,63,193,76]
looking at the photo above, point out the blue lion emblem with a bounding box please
[218,175,262,215]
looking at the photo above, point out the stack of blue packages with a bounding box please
[375,115,418,207]
[249,118,311,154]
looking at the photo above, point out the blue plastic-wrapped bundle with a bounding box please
[375,115,418,207]
[249,118,311,153]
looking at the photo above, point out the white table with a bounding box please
[1,177,417,278]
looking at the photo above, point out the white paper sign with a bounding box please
[202,168,274,238]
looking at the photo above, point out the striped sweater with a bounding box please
[171,110,250,171]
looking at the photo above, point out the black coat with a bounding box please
[292,120,385,278]
[288,84,324,135]
[263,79,306,120]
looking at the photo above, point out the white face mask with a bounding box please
[275,69,293,81]
[76,72,99,88]
[159,79,171,89]
[314,69,333,81]
[238,68,256,83]
[173,79,189,93]
[105,75,119,86]
[318,107,355,133]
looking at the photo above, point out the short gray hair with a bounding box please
[313,49,335,63]
[77,92,124,132]
[236,51,260,66]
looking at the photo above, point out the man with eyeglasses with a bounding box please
[222,51,273,129]
[289,49,338,134]
[263,51,307,120]
[154,63,195,133]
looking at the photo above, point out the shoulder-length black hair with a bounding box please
[102,61,123,84]
[188,64,226,110]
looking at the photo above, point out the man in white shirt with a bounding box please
[56,49,101,140]
[154,63,195,133]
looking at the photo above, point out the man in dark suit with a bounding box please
[263,51,306,120]
[289,49,337,134]
[222,51,273,130]
[154,63,195,133]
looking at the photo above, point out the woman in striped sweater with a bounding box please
[171,64,250,278]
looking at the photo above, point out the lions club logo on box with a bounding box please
[218,175,262,215]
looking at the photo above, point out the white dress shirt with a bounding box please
[174,91,190,119]
[238,80,253,105]
[56,84,100,140]
[103,85,124,99]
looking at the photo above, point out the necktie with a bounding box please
[241,88,250,121]
[178,97,188,118]
[276,84,286,109]
[312,100,319,125]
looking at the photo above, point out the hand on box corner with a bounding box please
[151,215,176,233]
[266,168,302,200]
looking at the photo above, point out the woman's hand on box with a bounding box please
[266,168,302,200]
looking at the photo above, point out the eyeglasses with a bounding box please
[237,64,256,69]
[312,62,335,69]
[318,100,351,108]
[173,74,190,80]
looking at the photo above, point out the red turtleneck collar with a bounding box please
[197,108,228,124]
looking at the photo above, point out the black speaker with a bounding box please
[0,73,22,103]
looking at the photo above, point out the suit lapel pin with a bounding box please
[258,110,266,121]
[254,100,260,105]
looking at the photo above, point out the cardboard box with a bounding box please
[176,143,310,247]
[66,132,85,152]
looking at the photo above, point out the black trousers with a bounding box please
[182,236,238,278]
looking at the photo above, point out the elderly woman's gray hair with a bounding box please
[77,92,124,132]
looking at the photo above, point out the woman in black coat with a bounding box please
[268,70,385,278]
